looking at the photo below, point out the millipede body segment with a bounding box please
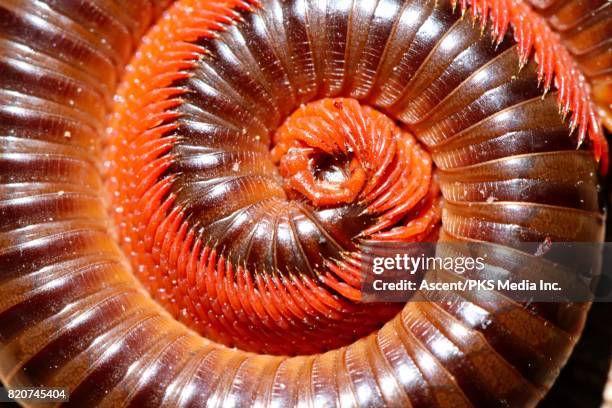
[0,0,610,407]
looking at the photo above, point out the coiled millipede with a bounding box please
[0,0,610,406]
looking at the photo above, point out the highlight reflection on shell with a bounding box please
[0,0,609,407]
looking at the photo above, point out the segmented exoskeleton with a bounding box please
[0,0,609,406]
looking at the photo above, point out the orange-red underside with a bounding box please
[104,0,608,355]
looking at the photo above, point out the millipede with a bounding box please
[0,0,610,407]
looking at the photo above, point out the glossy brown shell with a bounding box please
[0,0,609,407]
